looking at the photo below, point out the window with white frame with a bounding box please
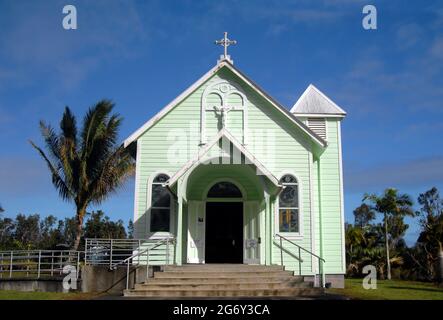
[150,174,171,232]
[278,174,300,233]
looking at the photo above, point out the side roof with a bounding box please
[124,60,327,148]
[290,84,346,117]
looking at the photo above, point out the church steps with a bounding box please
[124,287,323,298]
[124,265,323,298]
[153,271,293,278]
[133,281,313,291]
[163,265,284,272]
[137,276,301,284]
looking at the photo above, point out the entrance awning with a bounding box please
[167,129,281,190]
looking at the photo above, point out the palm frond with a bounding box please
[81,100,114,159]
[29,140,74,201]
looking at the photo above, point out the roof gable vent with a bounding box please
[307,118,327,140]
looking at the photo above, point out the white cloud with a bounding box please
[0,0,148,91]
[345,157,443,192]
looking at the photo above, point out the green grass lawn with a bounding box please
[328,278,443,300]
[0,290,101,300]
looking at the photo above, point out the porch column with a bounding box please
[264,192,272,265]
[175,178,184,265]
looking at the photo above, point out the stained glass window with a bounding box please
[279,175,299,233]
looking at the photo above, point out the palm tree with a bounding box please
[364,188,414,280]
[345,223,366,275]
[30,100,135,250]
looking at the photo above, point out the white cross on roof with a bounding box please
[215,32,237,63]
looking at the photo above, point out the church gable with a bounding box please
[131,64,323,180]
[124,61,326,151]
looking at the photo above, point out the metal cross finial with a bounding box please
[215,32,237,61]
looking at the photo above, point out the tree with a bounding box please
[0,204,4,213]
[0,215,14,250]
[345,223,366,274]
[84,210,126,239]
[127,219,134,239]
[364,188,414,280]
[14,214,41,249]
[416,187,443,283]
[353,203,376,228]
[30,100,135,250]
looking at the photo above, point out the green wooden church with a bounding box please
[123,34,346,288]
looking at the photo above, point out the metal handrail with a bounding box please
[0,250,82,280]
[109,237,175,290]
[274,234,326,288]
[85,238,171,267]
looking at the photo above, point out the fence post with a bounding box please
[110,239,113,269]
[279,237,283,266]
[126,259,130,290]
[166,239,170,265]
[298,247,302,276]
[318,259,324,288]
[0,252,3,279]
[37,250,41,279]
[59,251,63,275]
[321,260,325,288]
[77,251,80,280]
[9,251,13,279]
[51,251,54,276]
[146,249,149,281]
[26,251,30,278]
[84,239,88,265]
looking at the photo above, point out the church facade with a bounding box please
[124,48,346,287]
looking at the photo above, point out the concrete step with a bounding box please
[154,270,293,278]
[163,264,284,272]
[140,276,302,284]
[124,287,324,298]
[134,281,313,291]
[123,265,319,298]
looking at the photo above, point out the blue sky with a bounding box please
[0,0,442,245]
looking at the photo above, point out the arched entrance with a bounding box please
[184,164,268,265]
[205,181,243,263]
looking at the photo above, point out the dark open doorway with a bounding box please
[205,202,243,263]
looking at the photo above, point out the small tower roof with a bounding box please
[290,84,346,117]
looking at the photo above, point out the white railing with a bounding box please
[274,234,326,288]
[0,250,82,279]
[85,237,175,268]
[109,237,175,290]
[0,237,175,283]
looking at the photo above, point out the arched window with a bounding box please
[207,181,242,198]
[278,175,299,233]
[150,174,171,232]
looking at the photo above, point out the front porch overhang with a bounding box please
[165,129,282,195]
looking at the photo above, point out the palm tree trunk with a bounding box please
[384,214,391,280]
[72,207,86,251]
